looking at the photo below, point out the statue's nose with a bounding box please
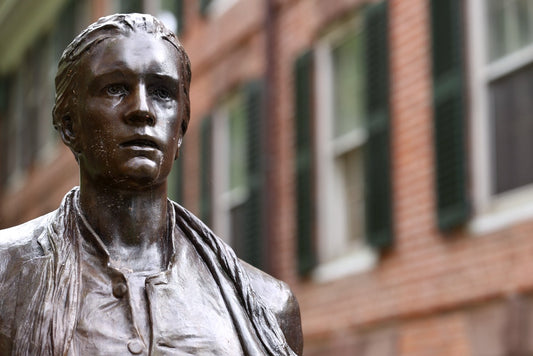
[124,84,155,126]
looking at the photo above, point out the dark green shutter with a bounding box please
[243,80,264,268]
[200,116,213,226]
[200,0,212,16]
[430,0,469,231]
[294,51,316,275]
[364,1,393,249]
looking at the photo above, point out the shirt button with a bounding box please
[127,339,144,354]
[112,281,128,298]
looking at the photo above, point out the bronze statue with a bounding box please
[0,13,302,355]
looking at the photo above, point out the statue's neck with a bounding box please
[78,179,169,271]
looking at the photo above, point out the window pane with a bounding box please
[341,148,365,244]
[491,64,533,193]
[332,32,365,138]
[326,147,365,262]
[488,0,533,61]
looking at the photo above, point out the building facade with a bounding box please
[2,0,533,355]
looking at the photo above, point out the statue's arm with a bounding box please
[242,261,303,355]
[0,215,50,355]
[0,244,17,355]
[277,286,303,356]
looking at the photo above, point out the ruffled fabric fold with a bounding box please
[174,202,296,356]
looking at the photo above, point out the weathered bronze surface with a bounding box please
[0,13,302,355]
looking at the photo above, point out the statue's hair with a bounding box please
[52,13,191,141]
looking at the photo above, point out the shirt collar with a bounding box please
[73,190,177,271]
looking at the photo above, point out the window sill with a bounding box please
[311,245,377,283]
[470,185,533,235]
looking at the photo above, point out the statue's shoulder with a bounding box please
[0,211,54,259]
[241,261,297,316]
[0,212,55,348]
[241,261,303,355]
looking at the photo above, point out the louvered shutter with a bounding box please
[430,0,469,231]
[243,80,264,268]
[364,1,394,249]
[294,51,317,275]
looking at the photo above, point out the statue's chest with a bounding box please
[73,235,244,356]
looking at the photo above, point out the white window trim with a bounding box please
[211,94,250,246]
[467,0,533,235]
[311,17,377,283]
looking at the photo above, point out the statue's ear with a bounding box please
[59,115,81,153]
[174,136,183,160]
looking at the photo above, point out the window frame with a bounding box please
[312,16,377,282]
[468,0,533,233]
[211,91,250,245]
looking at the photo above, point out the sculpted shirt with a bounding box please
[0,188,301,356]
[72,205,243,355]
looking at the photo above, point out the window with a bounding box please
[0,0,84,191]
[201,82,264,268]
[294,2,392,281]
[467,0,533,231]
[315,19,369,267]
[212,91,249,248]
[1,34,59,190]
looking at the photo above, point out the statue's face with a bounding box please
[74,32,182,189]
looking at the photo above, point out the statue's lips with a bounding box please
[120,139,160,151]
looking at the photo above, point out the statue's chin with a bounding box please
[112,157,164,189]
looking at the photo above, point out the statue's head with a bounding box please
[53,13,192,189]
[53,13,191,142]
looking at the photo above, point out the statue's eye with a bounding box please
[106,84,127,96]
[150,87,172,100]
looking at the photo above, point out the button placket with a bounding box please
[109,270,147,354]
[145,271,170,354]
